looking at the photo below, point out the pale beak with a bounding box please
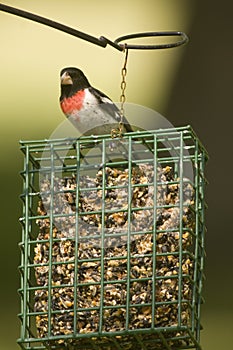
[61,71,73,85]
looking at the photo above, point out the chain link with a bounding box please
[111,46,128,139]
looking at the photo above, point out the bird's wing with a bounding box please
[88,87,134,133]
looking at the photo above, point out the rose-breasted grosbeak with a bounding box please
[60,67,134,136]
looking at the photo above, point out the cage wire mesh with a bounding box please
[18,126,208,350]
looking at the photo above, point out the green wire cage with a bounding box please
[18,125,208,350]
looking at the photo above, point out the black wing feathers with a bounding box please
[88,87,134,133]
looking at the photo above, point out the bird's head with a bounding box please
[60,67,90,97]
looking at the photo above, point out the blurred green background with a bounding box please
[0,1,232,349]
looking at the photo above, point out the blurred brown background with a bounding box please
[0,1,232,349]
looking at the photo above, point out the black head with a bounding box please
[60,67,90,98]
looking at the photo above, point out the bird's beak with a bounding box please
[61,71,73,85]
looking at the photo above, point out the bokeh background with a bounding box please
[0,1,232,349]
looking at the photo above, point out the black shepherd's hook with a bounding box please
[0,3,189,51]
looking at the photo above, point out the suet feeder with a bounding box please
[18,126,208,350]
[0,3,206,350]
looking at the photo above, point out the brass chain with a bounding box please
[111,46,128,139]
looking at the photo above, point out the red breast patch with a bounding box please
[60,90,85,115]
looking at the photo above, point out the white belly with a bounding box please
[68,90,120,136]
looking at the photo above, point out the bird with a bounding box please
[59,67,134,136]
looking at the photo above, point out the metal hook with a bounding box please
[0,3,189,52]
[114,31,189,50]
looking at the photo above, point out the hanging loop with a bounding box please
[0,4,189,51]
[114,31,189,50]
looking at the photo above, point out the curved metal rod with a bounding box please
[0,3,107,48]
[114,31,189,50]
[0,3,189,51]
